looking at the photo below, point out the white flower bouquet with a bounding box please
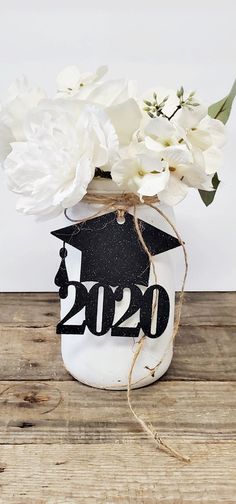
[0,65,235,217]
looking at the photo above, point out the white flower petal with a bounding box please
[144,136,164,152]
[145,116,176,140]
[95,65,108,81]
[137,170,169,196]
[53,155,94,208]
[203,146,223,174]
[111,158,139,192]
[187,128,212,150]
[180,163,209,188]
[200,116,226,148]
[78,104,119,167]
[0,122,14,162]
[107,98,141,145]
[56,65,108,95]
[0,77,46,149]
[177,104,208,129]
[138,153,165,173]
[159,175,189,205]
[56,65,82,92]
[111,147,169,197]
[160,146,192,167]
[84,79,136,106]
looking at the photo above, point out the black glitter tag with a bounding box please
[51,211,180,338]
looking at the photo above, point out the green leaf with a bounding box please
[208,79,236,124]
[198,173,220,206]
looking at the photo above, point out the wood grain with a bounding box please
[0,292,235,503]
[0,326,70,381]
[0,291,235,327]
[0,443,235,503]
[0,380,235,445]
[0,324,235,381]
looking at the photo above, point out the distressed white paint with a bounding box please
[60,180,175,388]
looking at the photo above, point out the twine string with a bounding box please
[64,192,190,463]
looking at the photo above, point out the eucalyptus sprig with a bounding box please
[143,92,169,118]
[167,87,200,120]
[143,87,200,121]
[176,86,199,108]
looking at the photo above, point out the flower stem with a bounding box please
[168,105,181,121]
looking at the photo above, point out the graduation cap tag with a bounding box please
[51,211,181,338]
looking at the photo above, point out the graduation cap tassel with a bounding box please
[54,243,69,299]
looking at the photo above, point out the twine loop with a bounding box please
[64,191,190,463]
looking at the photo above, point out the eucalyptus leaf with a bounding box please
[208,80,236,124]
[199,173,220,206]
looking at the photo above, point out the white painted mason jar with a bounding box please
[59,179,177,390]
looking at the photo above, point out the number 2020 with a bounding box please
[57,282,170,339]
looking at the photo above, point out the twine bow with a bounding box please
[65,192,190,463]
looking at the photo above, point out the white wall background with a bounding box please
[0,0,235,292]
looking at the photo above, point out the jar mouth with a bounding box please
[87,178,123,195]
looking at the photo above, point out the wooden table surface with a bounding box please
[0,292,235,503]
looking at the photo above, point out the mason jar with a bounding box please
[53,178,178,390]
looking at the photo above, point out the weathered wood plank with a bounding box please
[0,292,58,327]
[166,325,236,381]
[177,291,236,326]
[0,443,235,503]
[0,380,235,444]
[0,326,70,381]
[0,325,235,381]
[0,292,234,504]
[0,292,235,327]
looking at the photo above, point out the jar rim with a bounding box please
[87,178,123,195]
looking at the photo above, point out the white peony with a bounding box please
[0,121,13,162]
[0,77,46,141]
[4,100,118,216]
[0,77,46,162]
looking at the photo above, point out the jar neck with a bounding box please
[87,178,123,195]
